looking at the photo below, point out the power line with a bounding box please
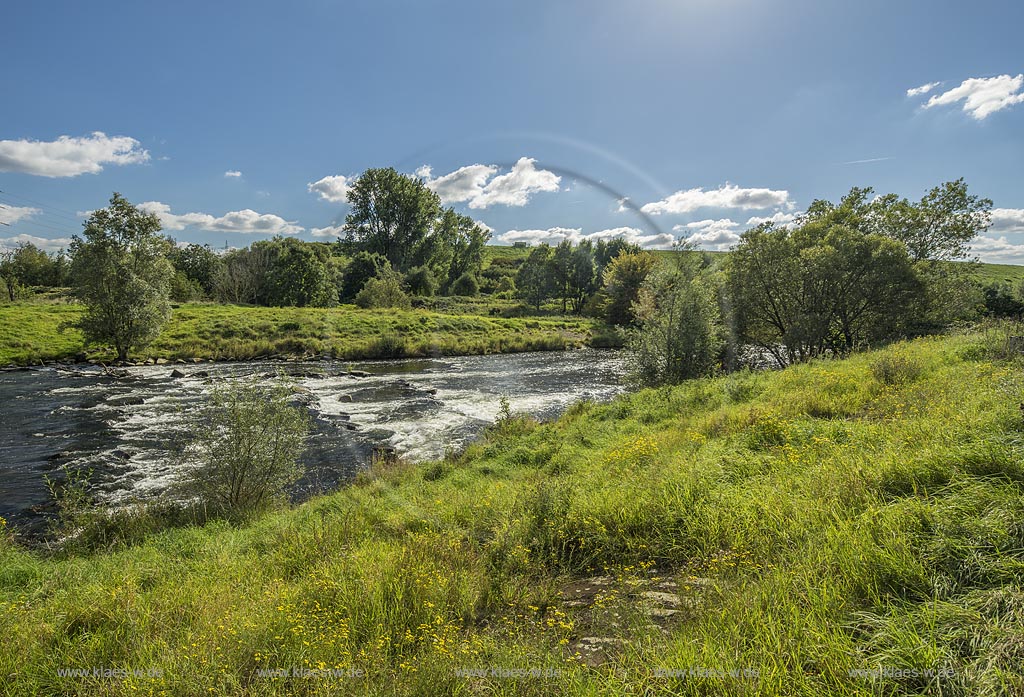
[0,187,81,220]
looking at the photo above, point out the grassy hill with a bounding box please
[2,327,1022,695]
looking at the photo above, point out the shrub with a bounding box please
[871,352,923,386]
[179,376,309,521]
[340,251,388,301]
[405,266,438,297]
[355,268,412,309]
[450,272,480,297]
[627,260,723,386]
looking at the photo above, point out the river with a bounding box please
[0,350,624,532]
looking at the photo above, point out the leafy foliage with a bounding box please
[179,376,309,521]
[68,193,173,361]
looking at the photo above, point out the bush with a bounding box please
[871,352,924,386]
[449,272,480,297]
[627,261,723,386]
[340,251,388,301]
[405,266,438,297]
[179,376,309,521]
[355,268,412,309]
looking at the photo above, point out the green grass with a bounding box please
[2,329,1023,695]
[0,301,602,365]
[971,262,1024,287]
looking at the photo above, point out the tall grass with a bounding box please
[1,330,1023,694]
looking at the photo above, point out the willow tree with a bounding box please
[69,193,173,362]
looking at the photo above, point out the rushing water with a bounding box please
[0,350,624,531]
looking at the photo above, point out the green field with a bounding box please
[2,328,1022,695]
[0,301,603,366]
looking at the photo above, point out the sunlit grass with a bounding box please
[1,329,1023,694]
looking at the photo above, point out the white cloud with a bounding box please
[641,184,792,215]
[675,219,742,250]
[745,211,801,227]
[499,227,582,246]
[907,81,941,98]
[0,205,40,225]
[138,201,303,235]
[307,175,354,203]
[421,157,560,209]
[0,233,72,252]
[923,74,1024,120]
[970,235,1024,263]
[990,208,1024,234]
[423,164,498,205]
[470,158,560,209]
[310,225,344,238]
[0,132,149,177]
[224,170,242,178]
[497,225,674,249]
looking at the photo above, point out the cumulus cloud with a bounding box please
[421,157,560,209]
[422,164,498,205]
[470,158,560,209]
[745,211,801,227]
[497,225,674,249]
[675,219,742,250]
[310,225,345,238]
[0,233,72,252]
[641,184,792,215]
[921,74,1024,119]
[0,132,149,177]
[138,201,303,235]
[907,81,941,97]
[307,175,354,203]
[989,208,1024,234]
[224,170,242,178]
[0,205,40,226]
[970,235,1024,264]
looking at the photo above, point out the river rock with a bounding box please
[155,358,168,365]
[170,369,186,378]
[339,394,353,402]
[348,370,371,378]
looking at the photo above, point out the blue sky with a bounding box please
[2,0,1023,260]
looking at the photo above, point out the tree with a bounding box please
[515,244,556,311]
[265,239,337,307]
[627,253,723,386]
[169,243,223,296]
[439,209,490,291]
[566,241,597,314]
[69,193,173,362]
[868,178,992,262]
[600,251,658,325]
[180,376,309,521]
[594,237,642,270]
[343,168,442,271]
[727,218,921,363]
[340,251,389,301]
[0,249,21,301]
[354,266,411,309]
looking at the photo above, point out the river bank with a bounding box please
[0,301,617,367]
[0,350,626,534]
[2,330,1021,695]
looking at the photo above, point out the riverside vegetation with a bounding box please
[2,327,1023,695]
[2,174,1024,694]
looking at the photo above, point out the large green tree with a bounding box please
[342,169,490,289]
[515,244,556,311]
[343,168,442,271]
[69,193,174,362]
